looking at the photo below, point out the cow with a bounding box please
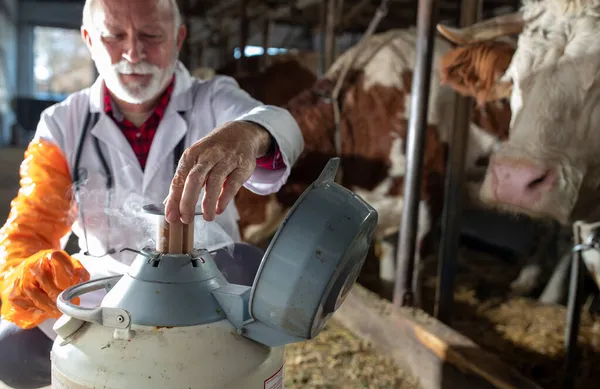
[436,1,600,304]
[193,54,318,107]
[231,28,518,300]
[227,60,317,107]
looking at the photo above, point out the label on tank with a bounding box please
[264,364,284,389]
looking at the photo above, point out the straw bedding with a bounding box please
[412,245,600,389]
[284,319,422,389]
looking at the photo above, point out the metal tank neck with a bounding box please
[142,203,197,255]
[99,203,230,327]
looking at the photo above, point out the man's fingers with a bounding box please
[180,161,216,223]
[202,161,236,221]
[216,168,252,215]
[165,150,196,223]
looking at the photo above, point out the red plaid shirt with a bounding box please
[103,76,284,171]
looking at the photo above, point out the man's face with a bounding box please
[82,0,187,104]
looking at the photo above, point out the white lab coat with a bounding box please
[31,61,303,339]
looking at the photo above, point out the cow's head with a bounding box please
[439,12,600,225]
[480,54,600,225]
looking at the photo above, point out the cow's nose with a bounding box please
[490,159,555,208]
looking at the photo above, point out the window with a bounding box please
[233,45,288,59]
[33,26,95,100]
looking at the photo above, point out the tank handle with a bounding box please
[56,275,132,329]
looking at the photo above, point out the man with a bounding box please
[0,0,303,387]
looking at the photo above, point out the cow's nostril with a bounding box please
[489,159,556,208]
[526,171,551,190]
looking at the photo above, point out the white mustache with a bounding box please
[113,60,160,75]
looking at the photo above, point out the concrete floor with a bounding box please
[0,147,51,389]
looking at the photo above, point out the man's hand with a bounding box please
[164,121,272,223]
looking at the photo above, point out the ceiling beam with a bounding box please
[184,0,520,48]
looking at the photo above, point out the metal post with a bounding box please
[324,0,337,70]
[564,224,585,389]
[334,0,345,59]
[199,41,206,68]
[220,35,230,67]
[178,0,193,68]
[260,19,271,71]
[237,0,249,74]
[434,0,482,324]
[393,0,440,307]
[318,0,327,77]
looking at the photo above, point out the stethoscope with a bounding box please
[72,107,188,258]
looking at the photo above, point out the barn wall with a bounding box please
[0,0,17,146]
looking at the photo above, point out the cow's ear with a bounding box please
[577,57,600,92]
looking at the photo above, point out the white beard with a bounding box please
[92,51,178,104]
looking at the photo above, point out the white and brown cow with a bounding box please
[232,28,513,295]
[194,52,319,107]
[437,0,600,303]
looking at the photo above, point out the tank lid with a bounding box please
[243,158,378,344]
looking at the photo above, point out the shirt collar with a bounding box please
[103,75,176,125]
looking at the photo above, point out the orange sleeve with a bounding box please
[0,138,89,328]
